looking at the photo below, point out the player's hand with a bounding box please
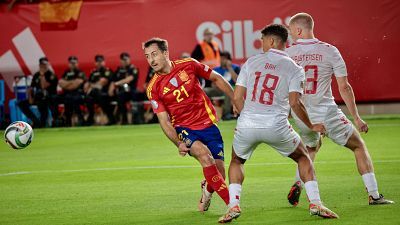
[232,102,239,117]
[178,142,190,157]
[311,123,326,134]
[226,60,233,69]
[355,117,369,133]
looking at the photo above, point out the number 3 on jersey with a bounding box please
[304,65,318,94]
[251,72,279,105]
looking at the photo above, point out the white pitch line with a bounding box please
[0,159,399,177]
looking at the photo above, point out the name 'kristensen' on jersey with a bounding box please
[291,53,323,64]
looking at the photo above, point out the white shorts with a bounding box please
[233,119,301,160]
[292,107,355,147]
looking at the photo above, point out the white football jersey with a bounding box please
[236,49,305,128]
[286,38,347,116]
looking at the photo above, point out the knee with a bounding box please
[197,151,214,165]
[191,143,215,166]
[231,150,246,165]
[307,146,318,155]
[290,144,311,162]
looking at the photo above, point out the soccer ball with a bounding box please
[4,121,34,149]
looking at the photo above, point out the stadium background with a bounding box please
[1,0,400,107]
[1,1,400,225]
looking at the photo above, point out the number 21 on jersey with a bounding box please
[251,72,279,105]
[173,85,189,103]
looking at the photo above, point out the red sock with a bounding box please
[206,183,215,193]
[203,164,229,205]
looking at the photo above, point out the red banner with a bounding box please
[1,0,399,104]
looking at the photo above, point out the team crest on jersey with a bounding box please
[150,100,159,109]
[169,77,178,87]
[163,87,170,95]
[178,70,189,82]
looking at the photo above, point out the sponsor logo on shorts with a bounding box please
[340,116,349,125]
[184,139,192,146]
[218,151,224,157]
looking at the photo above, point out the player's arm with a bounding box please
[233,85,246,113]
[336,76,368,133]
[209,71,234,99]
[156,112,190,156]
[289,66,325,133]
[209,71,238,115]
[289,92,325,133]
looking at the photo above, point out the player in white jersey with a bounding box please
[218,24,338,223]
[286,12,394,206]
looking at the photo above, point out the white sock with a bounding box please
[362,173,379,198]
[304,181,322,205]
[204,188,213,198]
[229,183,242,207]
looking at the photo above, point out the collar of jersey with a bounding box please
[268,49,289,57]
[155,61,175,76]
[295,38,319,44]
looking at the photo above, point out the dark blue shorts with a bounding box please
[175,124,224,160]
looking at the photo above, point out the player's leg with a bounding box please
[189,141,230,206]
[268,120,338,219]
[288,117,321,206]
[288,142,339,218]
[326,109,394,205]
[219,128,257,223]
[344,129,394,204]
[218,148,245,223]
[187,125,226,211]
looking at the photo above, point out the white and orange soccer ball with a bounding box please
[4,121,34,149]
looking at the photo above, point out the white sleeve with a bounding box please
[289,65,305,94]
[331,46,348,77]
[236,61,248,87]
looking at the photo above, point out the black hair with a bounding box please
[260,24,288,43]
[143,37,169,52]
[220,51,232,60]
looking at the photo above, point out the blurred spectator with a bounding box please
[109,52,139,124]
[213,51,240,119]
[59,56,86,126]
[180,52,191,59]
[85,55,115,125]
[191,28,221,88]
[17,57,58,128]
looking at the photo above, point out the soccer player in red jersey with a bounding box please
[144,38,235,216]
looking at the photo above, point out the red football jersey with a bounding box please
[146,58,218,130]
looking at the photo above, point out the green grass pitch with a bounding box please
[0,117,399,225]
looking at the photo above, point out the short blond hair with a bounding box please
[289,12,314,30]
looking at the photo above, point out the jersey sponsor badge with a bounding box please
[169,77,178,87]
[163,87,170,95]
[178,70,189,82]
[150,100,159,109]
